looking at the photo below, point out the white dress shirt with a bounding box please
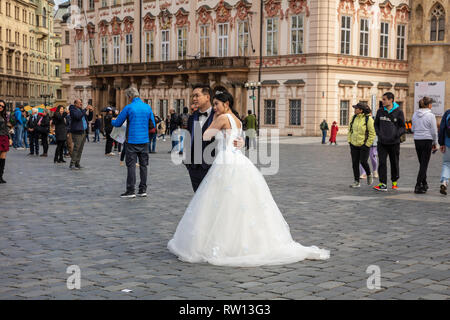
[198,106,212,130]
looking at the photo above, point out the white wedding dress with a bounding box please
[167,114,330,267]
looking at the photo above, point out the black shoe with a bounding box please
[414,185,426,194]
[120,191,136,198]
[40,153,47,157]
[27,153,34,156]
[59,159,66,163]
[75,164,83,169]
[440,184,447,195]
[137,190,147,197]
[422,183,429,191]
[0,178,6,183]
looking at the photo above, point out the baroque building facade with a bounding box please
[0,0,63,111]
[63,0,412,135]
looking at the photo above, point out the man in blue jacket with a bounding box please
[69,99,93,170]
[13,106,25,149]
[112,87,155,198]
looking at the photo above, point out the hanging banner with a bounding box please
[414,81,446,116]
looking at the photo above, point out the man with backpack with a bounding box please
[320,119,329,144]
[348,102,376,188]
[438,108,450,195]
[373,92,406,192]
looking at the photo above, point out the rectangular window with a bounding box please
[380,22,389,59]
[289,100,301,126]
[101,36,108,64]
[57,89,62,100]
[102,0,107,7]
[55,66,60,77]
[264,99,276,125]
[161,30,170,61]
[89,0,94,10]
[113,35,120,64]
[65,31,70,45]
[396,24,405,60]
[158,99,168,118]
[218,23,228,57]
[340,100,349,126]
[65,58,70,73]
[200,25,209,57]
[360,18,369,56]
[77,40,83,66]
[238,21,249,56]
[341,16,351,55]
[174,99,185,115]
[266,18,278,56]
[177,27,187,60]
[145,31,154,62]
[291,15,304,54]
[126,33,132,63]
[89,39,95,65]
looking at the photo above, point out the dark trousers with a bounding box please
[414,140,433,187]
[54,140,65,162]
[40,133,48,154]
[149,133,157,152]
[105,133,114,154]
[71,132,86,166]
[377,143,400,184]
[126,143,149,192]
[120,142,127,162]
[350,144,371,182]
[29,131,39,155]
[188,166,210,192]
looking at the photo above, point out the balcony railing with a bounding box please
[89,57,249,77]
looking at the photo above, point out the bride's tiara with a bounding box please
[215,90,224,95]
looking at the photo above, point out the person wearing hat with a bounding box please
[373,92,406,192]
[411,97,438,194]
[348,102,376,188]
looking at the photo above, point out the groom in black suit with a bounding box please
[183,84,216,192]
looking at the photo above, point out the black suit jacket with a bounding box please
[184,109,216,170]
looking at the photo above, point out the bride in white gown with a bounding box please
[168,91,330,267]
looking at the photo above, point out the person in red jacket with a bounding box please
[329,121,339,145]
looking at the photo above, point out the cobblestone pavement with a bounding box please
[0,135,449,300]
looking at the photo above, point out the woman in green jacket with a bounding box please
[348,103,376,188]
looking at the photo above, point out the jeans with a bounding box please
[23,129,29,148]
[14,124,24,148]
[149,133,157,152]
[377,143,400,184]
[414,140,433,187]
[350,144,371,182]
[360,146,378,175]
[322,130,327,144]
[440,146,450,185]
[126,143,149,192]
[94,129,100,142]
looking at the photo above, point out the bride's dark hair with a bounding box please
[213,90,240,118]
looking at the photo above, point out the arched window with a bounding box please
[43,8,47,28]
[430,3,445,41]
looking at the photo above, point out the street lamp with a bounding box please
[244,81,261,133]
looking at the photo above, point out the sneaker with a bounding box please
[373,183,388,192]
[120,161,124,166]
[367,174,373,185]
[392,181,399,190]
[414,185,426,194]
[360,174,367,179]
[120,191,136,198]
[137,190,147,197]
[349,181,361,188]
[440,183,447,195]
[373,171,379,178]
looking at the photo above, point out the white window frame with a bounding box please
[380,22,389,59]
[238,20,249,56]
[125,33,132,63]
[77,39,83,67]
[266,18,278,56]
[101,36,108,64]
[341,16,351,55]
[88,38,95,65]
[145,31,154,62]
[113,35,120,64]
[360,18,369,57]
[200,25,209,57]
[291,15,304,54]
[177,27,187,60]
[218,23,229,57]
[161,30,170,61]
[396,24,405,60]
